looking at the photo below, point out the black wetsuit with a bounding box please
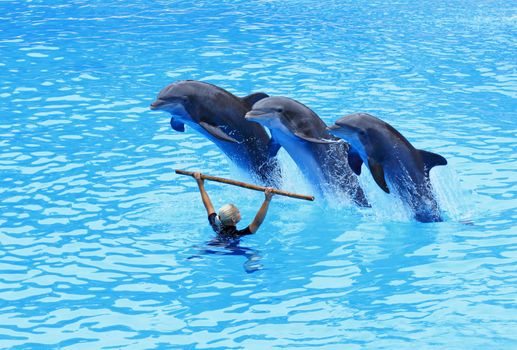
[208,213,252,239]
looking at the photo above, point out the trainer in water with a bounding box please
[245,96,369,206]
[327,113,448,222]
[150,80,281,186]
[193,172,274,240]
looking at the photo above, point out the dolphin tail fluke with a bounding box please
[419,150,447,175]
[241,92,269,109]
[199,121,238,143]
[367,158,390,193]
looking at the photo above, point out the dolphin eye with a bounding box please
[276,107,283,113]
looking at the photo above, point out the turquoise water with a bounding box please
[1,0,516,349]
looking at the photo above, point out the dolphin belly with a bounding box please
[273,134,324,188]
[189,122,280,186]
[278,135,360,201]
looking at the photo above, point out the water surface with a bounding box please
[1,0,516,349]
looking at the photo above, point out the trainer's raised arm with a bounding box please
[194,172,215,216]
[248,187,274,234]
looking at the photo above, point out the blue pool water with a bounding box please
[1,0,516,348]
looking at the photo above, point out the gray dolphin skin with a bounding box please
[150,80,281,186]
[245,96,369,206]
[327,113,448,222]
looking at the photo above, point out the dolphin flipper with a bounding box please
[199,121,238,143]
[267,137,282,158]
[368,159,390,193]
[347,148,363,175]
[242,92,269,109]
[419,150,447,175]
[294,132,339,144]
[170,119,185,132]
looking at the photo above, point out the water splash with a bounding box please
[430,165,477,223]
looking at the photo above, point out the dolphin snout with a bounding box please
[326,124,342,138]
[150,100,165,110]
[244,110,266,120]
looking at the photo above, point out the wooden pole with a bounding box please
[175,169,315,201]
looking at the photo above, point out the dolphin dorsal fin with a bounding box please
[241,92,269,109]
[347,147,363,175]
[367,158,390,193]
[267,137,282,158]
[419,150,447,175]
[199,121,238,143]
[170,119,185,132]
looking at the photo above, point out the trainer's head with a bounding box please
[218,204,241,226]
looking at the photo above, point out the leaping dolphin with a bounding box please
[150,80,281,186]
[245,96,368,206]
[327,113,447,222]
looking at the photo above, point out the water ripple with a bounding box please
[1,0,516,348]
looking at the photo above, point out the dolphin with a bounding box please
[245,96,369,206]
[150,80,281,186]
[327,113,447,222]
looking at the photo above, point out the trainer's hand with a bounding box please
[265,187,274,201]
[193,172,203,184]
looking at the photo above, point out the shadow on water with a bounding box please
[187,237,263,274]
